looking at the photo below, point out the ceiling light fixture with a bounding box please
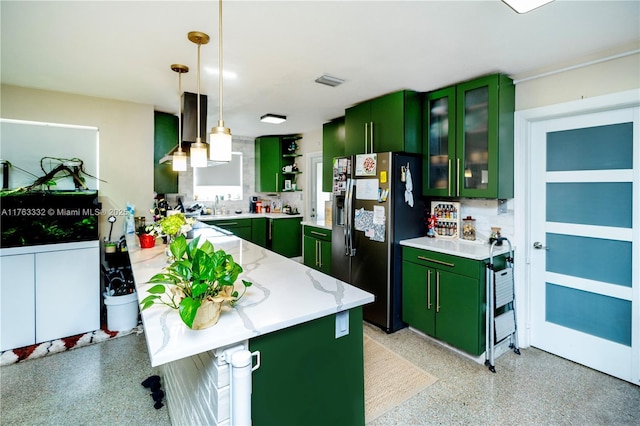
[209,0,232,163]
[260,114,287,124]
[315,74,345,87]
[502,0,554,14]
[171,64,189,172]
[188,31,210,168]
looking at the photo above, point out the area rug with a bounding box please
[0,324,144,366]
[364,335,438,423]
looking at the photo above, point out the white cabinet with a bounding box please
[0,241,100,351]
[0,254,35,351]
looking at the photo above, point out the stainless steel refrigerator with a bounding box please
[331,152,423,333]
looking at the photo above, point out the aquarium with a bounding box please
[1,190,99,248]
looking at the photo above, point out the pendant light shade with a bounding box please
[210,122,232,162]
[188,31,210,168]
[171,64,189,172]
[209,0,232,162]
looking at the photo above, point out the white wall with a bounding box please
[514,51,640,111]
[1,84,155,240]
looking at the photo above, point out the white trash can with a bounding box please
[104,292,139,332]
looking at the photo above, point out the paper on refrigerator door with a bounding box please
[373,205,385,225]
[355,178,379,200]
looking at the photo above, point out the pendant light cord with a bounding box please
[197,42,202,140]
[218,0,224,126]
[178,71,182,150]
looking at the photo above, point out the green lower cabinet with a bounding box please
[269,217,302,258]
[303,226,332,274]
[251,217,267,247]
[402,246,502,356]
[251,307,365,426]
[203,219,252,241]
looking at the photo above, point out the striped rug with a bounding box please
[0,324,143,366]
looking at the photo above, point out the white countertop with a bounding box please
[127,228,373,367]
[399,236,513,260]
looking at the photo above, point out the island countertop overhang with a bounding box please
[126,229,373,367]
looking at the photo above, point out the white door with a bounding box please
[530,107,639,384]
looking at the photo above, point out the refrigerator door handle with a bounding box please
[345,178,356,257]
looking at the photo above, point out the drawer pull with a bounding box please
[310,231,328,237]
[417,256,454,268]
[217,222,238,226]
[426,270,432,310]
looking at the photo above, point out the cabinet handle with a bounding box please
[315,240,319,267]
[217,222,238,226]
[447,159,452,197]
[417,256,454,268]
[268,220,272,240]
[275,173,279,190]
[310,231,327,238]
[456,158,460,196]
[317,240,322,268]
[426,270,432,310]
[364,122,369,153]
[370,121,374,153]
[436,271,440,313]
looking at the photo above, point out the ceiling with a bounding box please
[2,1,639,138]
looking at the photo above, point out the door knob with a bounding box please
[533,241,549,250]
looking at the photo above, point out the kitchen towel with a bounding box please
[404,166,414,207]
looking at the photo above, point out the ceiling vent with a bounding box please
[314,74,345,87]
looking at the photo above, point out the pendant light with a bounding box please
[188,31,210,168]
[171,64,189,172]
[209,0,232,162]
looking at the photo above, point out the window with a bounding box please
[193,152,243,201]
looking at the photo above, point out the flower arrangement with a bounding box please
[140,235,252,329]
[145,213,195,239]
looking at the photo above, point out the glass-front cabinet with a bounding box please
[423,87,456,197]
[423,74,514,199]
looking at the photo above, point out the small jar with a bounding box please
[462,216,476,241]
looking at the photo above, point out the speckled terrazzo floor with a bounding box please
[1,325,638,425]
[0,332,171,426]
[363,323,640,425]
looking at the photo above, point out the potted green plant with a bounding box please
[139,235,252,329]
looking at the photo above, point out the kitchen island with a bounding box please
[127,225,373,425]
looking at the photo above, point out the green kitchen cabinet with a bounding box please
[344,90,421,156]
[322,117,345,193]
[255,136,282,192]
[402,246,507,356]
[251,307,365,426]
[303,225,332,275]
[203,218,253,241]
[153,111,178,195]
[422,74,514,198]
[269,217,302,258]
[251,217,267,247]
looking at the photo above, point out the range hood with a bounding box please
[159,91,207,165]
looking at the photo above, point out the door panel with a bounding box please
[530,108,638,383]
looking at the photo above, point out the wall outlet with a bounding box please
[335,310,349,338]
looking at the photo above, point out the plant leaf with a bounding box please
[170,235,188,260]
[179,297,201,329]
[148,274,178,284]
[186,236,200,260]
[146,284,167,294]
[242,279,253,288]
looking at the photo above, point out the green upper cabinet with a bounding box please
[322,117,345,193]
[153,111,178,194]
[255,136,282,192]
[423,74,514,198]
[344,90,421,156]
